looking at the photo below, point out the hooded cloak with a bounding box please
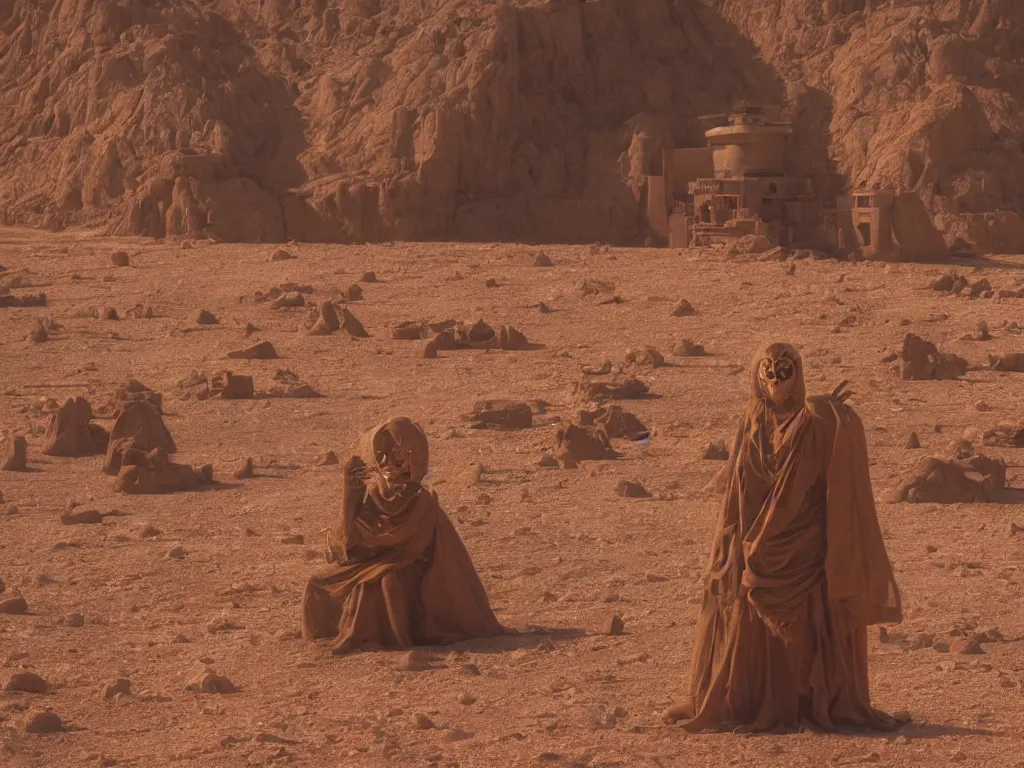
[301,417,503,653]
[668,342,903,731]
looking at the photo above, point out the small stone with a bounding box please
[672,339,706,357]
[100,307,118,320]
[166,544,185,560]
[60,509,104,525]
[925,544,938,553]
[67,613,85,627]
[909,633,934,650]
[442,729,473,743]
[0,595,29,614]
[703,441,729,460]
[280,534,304,545]
[6,671,50,693]
[670,299,695,317]
[2,435,28,471]
[398,650,431,672]
[360,271,377,283]
[233,458,254,480]
[905,432,921,449]
[102,678,131,699]
[975,400,991,412]
[345,283,363,301]
[23,708,63,733]
[534,252,553,267]
[538,452,559,468]
[615,479,650,498]
[538,302,551,313]
[1009,522,1022,536]
[457,692,477,706]
[933,641,950,653]
[194,309,218,325]
[421,339,438,359]
[186,670,238,694]
[414,713,435,730]
[314,451,339,466]
[485,278,499,288]
[645,572,669,583]
[604,614,625,636]
[139,523,161,538]
[269,249,295,262]
[110,251,130,267]
[951,638,984,655]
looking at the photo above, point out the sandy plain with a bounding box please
[0,227,1023,768]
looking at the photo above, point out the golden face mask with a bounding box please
[758,353,797,406]
[373,430,414,489]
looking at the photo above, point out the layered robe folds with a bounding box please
[671,343,904,732]
[302,418,502,653]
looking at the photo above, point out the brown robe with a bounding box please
[302,418,502,653]
[669,343,904,732]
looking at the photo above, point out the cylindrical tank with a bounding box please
[705,122,791,178]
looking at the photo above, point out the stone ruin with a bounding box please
[642,105,947,261]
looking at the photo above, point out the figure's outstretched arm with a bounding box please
[325,455,366,564]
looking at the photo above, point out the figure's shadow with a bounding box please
[445,626,587,655]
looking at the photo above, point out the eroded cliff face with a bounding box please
[712,0,1024,253]
[2,0,1023,250]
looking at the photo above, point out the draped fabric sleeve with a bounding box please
[823,400,903,627]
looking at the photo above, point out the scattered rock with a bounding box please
[577,405,648,440]
[102,678,131,699]
[67,613,85,627]
[361,271,377,283]
[26,320,48,343]
[166,544,185,559]
[194,309,218,325]
[900,334,968,381]
[703,441,729,461]
[269,249,295,262]
[484,277,499,288]
[604,614,625,636]
[110,251,130,267]
[615,479,651,498]
[421,338,438,359]
[951,638,984,655]
[575,376,649,402]
[100,306,118,320]
[103,401,176,475]
[23,708,63,734]
[60,508,104,525]
[5,671,50,694]
[344,283,363,301]
[1,435,28,471]
[554,424,621,466]
[186,670,238,694]
[314,451,339,466]
[42,397,108,457]
[398,650,431,672]
[414,713,435,730]
[672,339,707,356]
[0,595,28,614]
[233,458,254,479]
[465,400,533,430]
[989,353,1024,373]
[670,299,695,317]
[340,307,369,338]
[624,346,664,368]
[227,341,278,360]
[306,301,341,335]
[905,432,921,449]
[270,291,305,309]
[534,252,553,267]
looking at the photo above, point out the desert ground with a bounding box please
[1,227,1023,767]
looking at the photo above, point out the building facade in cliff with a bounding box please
[644,107,821,249]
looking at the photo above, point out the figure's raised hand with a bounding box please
[830,379,854,404]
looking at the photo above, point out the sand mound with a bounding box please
[41,397,108,457]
